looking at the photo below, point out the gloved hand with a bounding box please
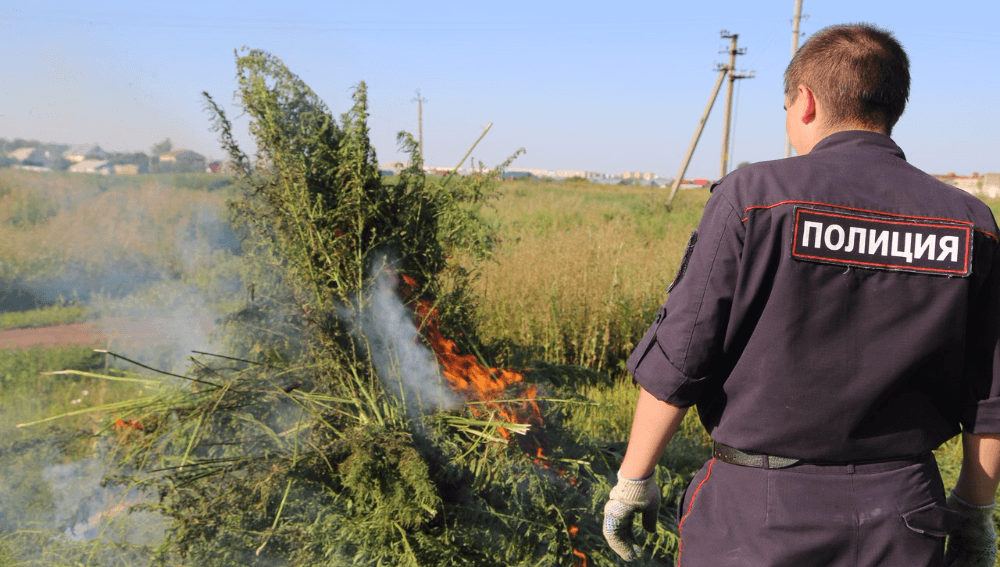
[944,490,997,567]
[603,472,659,561]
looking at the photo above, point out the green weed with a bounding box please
[0,346,142,432]
[5,191,59,227]
[0,303,89,329]
[464,182,708,375]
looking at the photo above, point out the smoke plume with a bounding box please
[344,260,459,417]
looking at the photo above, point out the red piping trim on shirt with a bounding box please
[977,228,999,243]
[741,199,999,243]
[677,458,716,567]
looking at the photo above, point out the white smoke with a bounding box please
[3,180,242,374]
[91,281,222,375]
[344,261,459,417]
[0,441,167,562]
[84,202,241,375]
[41,457,168,545]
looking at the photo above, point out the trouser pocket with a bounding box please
[901,500,960,537]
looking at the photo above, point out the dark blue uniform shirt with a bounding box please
[628,130,1000,462]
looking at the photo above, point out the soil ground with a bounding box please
[0,318,216,350]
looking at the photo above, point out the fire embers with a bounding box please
[402,274,587,566]
[569,525,587,567]
[401,275,542,439]
[113,418,148,448]
[423,319,542,441]
[114,419,144,430]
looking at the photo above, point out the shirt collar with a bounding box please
[809,130,907,161]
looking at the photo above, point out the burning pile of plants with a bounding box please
[58,50,691,566]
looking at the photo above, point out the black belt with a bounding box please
[712,442,931,474]
[713,442,799,469]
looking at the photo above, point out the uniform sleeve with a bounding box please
[962,234,1000,433]
[627,190,742,407]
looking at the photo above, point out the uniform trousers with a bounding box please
[676,453,958,566]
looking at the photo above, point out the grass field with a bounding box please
[1,169,999,564]
[468,179,708,374]
[0,303,89,330]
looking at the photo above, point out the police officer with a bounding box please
[603,23,1000,566]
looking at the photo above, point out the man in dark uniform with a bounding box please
[603,23,1000,566]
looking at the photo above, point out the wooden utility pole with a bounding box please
[412,89,427,157]
[720,31,754,178]
[785,0,804,158]
[667,68,728,204]
[667,30,754,205]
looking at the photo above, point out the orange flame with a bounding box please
[402,275,541,438]
[114,418,143,430]
[568,526,587,566]
[401,275,588,564]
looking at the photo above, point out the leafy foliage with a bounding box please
[103,48,677,566]
[6,191,59,227]
[150,138,173,157]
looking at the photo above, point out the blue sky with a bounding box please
[3,1,997,179]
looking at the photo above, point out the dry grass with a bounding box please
[0,169,241,314]
[464,180,709,373]
[0,169,230,267]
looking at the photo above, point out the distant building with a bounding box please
[69,160,114,174]
[207,160,242,174]
[502,171,536,180]
[951,177,979,192]
[979,173,1000,199]
[677,178,712,190]
[113,164,140,175]
[554,169,588,179]
[63,144,108,163]
[621,171,660,182]
[7,147,52,166]
[934,172,964,185]
[158,149,206,173]
[935,172,1000,199]
[380,161,407,174]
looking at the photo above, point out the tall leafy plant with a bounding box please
[101,49,684,567]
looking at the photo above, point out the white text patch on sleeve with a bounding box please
[791,207,972,276]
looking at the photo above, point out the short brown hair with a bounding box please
[784,24,910,134]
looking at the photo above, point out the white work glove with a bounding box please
[603,472,659,561]
[944,490,997,567]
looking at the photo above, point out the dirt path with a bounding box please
[0,322,106,349]
[0,317,216,350]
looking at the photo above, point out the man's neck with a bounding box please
[803,122,889,154]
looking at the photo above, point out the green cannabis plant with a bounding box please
[93,49,688,566]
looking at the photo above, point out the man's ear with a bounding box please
[798,86,817,125]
